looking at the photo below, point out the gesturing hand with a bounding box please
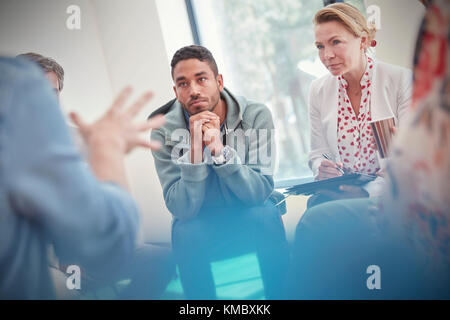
[68,87,165,190]
[70,87,165,155]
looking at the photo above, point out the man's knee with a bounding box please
[171,217,211,253]
[240,204,286,243]
[296,198,373,236]
[244,203,281,225]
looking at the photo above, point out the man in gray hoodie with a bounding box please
[151,45,288,299]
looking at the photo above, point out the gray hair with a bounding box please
[17,52,65,91]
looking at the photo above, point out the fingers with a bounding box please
[319,162,342,176]
[139,114,166,131]
[109,87,133,115]
[202,123,212,132]
[318,159,343,179]
[202,122,220,133]
[147,114,166,129]
[190,116,218,126]
[203,127,220,146]
[202,118,220,131]
[190,114,215,132]
[190,112,219,124]
[127,134,163,151]
[317,169,342,180]
[196,111,219,119]
[202,126,219,135]
[319,166,341,175]
[135,138,162,151]
[191,120,204,152]
[190,116,205,161]
[320,159,338,167]
[69,112,88,132]
[192,118,211,128]
[192,112,218,119]
[127,91,154,118]
[376,168,386,177]
[211,118,220,128]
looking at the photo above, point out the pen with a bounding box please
[275,193,292,206]
[322,153,345,175]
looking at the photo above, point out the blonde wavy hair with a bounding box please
[314,3,376,51]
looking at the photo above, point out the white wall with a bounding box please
[0,0,113,121]
[365,0,425,69]
[90,0,176,243]
[155,0,194,64]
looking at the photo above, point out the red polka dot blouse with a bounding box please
[336,56,380,175]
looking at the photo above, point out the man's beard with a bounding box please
[183,90,221,116]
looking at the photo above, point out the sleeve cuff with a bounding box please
[211,147,243,178]
[177,150,210,182]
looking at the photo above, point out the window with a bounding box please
[189,0,365,183]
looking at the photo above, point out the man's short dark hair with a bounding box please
[17,52,65,91]
[171,45,219,78]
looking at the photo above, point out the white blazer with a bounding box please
[308,60,413,196]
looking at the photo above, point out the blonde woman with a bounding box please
[308,3,412,205]
[289,0,449,299]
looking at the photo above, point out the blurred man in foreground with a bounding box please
[0,57,164,299]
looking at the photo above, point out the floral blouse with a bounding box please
[337,56,379,174]
[383,0,450,266]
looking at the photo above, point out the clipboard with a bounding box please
[283,173,377,196]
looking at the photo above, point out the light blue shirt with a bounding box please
[0,58,140,299]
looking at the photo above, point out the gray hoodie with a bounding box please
[151,88,277,220]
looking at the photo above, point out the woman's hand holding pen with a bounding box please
[317,159,344,180]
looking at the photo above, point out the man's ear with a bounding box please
[173,86,178,99]
[217,74,224,91]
